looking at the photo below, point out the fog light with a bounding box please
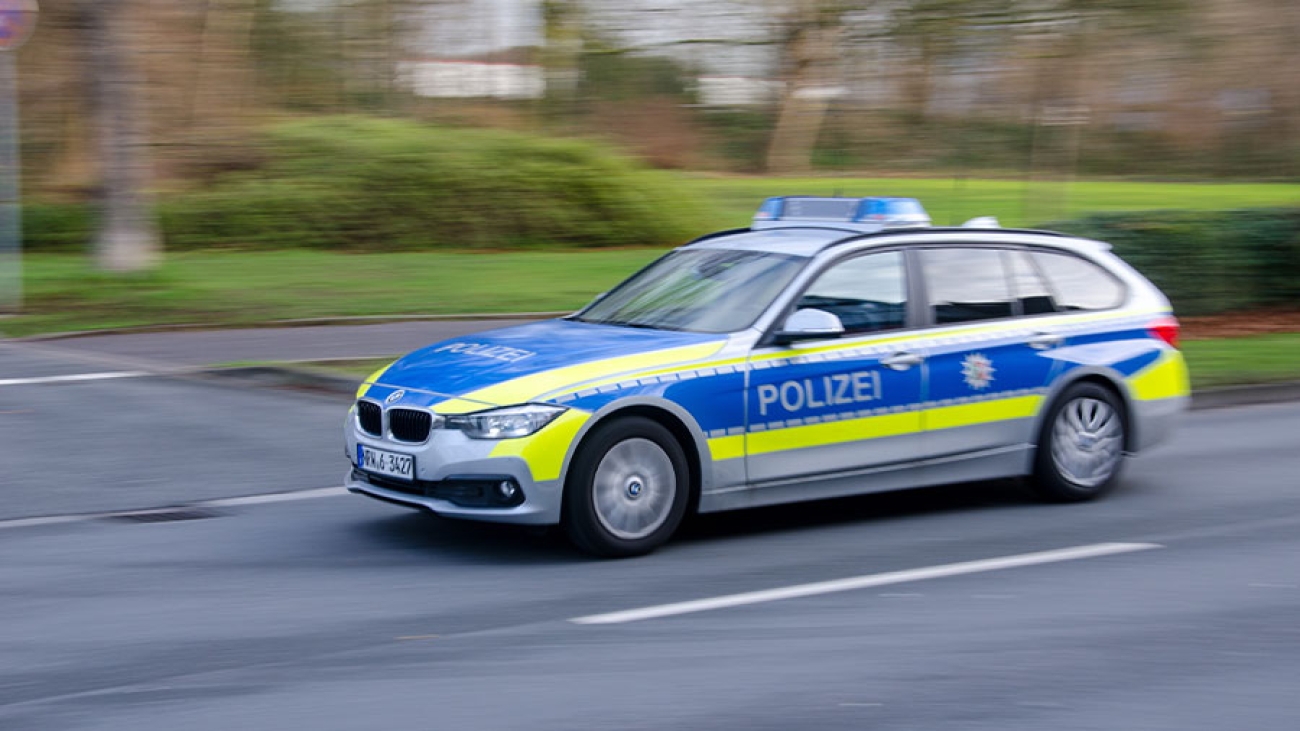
[497,480,519,501]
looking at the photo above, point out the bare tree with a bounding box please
[764,0,850,174]
[81,0,160,272]
[540,0,584,122]
[192,0,257,133]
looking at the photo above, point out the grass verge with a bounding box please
[687,177,1300,229]
[1181,334,1300,389]
[6,249,664,337]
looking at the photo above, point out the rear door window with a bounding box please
[1007,251,1058,315]
[919,248,1017,324]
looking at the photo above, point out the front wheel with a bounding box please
[1031,382,1127,502]
[563,417,689,557]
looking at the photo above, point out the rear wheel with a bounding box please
[563,417,689,557]
[1031,382,1127,502]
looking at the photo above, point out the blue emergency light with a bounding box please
[752,196,931,232]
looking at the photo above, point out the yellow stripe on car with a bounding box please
[1127,350,1191,401]
[735,393,1043,459]
[707,434,746,462]
[746,411,922,457]
[488,409,591,482]
[356,361,396,399]
[443,341,726,412]
[924,395,1043,431]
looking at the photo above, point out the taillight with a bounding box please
[1148,316,1181,349]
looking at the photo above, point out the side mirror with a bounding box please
[774,308,845,345]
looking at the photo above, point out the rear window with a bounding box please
[1031,251,1126,311]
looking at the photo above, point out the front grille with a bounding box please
[389,407,433,442]
[356,469,425,497]
[356,401,382,436]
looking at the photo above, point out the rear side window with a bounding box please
[920,248,1016,324]
[1032,251,1126,311]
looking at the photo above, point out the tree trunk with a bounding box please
[84,0,161,273]
[764,6,840,175]
[192,0,256,134]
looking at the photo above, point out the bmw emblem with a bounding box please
[385,389,406,405]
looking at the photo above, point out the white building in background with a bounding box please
[402,0,782,103]
[694,76,782,107]
[397,60,545,100]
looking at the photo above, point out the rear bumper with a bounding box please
[1131,395,1188,452]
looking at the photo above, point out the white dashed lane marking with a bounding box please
[570,542,1163,625]
[0,371,151,387]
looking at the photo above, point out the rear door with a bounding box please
[916,246,1063,458]
[745,250,926,484]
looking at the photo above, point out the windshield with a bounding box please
[572,249,807,333]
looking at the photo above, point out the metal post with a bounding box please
[0,51,18,313]
[0,0,36,313]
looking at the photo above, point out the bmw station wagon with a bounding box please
[346,197,1189,556]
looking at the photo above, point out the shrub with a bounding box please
[21,202,93,252]
[1052,209,1300,315]
[160,117,712,251]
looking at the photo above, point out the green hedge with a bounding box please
[21,203,93,253]
[1052,209,1300,316]
[22,117,711,253]
[160,117,711,250]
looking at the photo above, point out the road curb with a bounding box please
[1189,380,1300,411]
[197,366,362,397]
[203,364,1300,411]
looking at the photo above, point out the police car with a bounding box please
[346,197,1189,556]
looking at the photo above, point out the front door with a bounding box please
[745,250,926,484]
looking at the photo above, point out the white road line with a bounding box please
[202,486,349,507]
[0,486,349,532]
[0,371,150,387]
[570,542,1162,625]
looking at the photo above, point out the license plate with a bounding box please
[357,445,415,481]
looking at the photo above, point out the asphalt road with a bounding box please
[2,342,1299,729]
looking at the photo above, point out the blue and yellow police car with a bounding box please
[346,197,1189,556]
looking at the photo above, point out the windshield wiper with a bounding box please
[582,317,680,331]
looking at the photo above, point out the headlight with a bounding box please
[445,404,567,439]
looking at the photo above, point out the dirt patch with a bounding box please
[1182,309,1300,340]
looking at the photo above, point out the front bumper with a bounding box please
[346,467,561,525]
[345,418,565,525]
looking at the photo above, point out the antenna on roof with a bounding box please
[832,188,843,198]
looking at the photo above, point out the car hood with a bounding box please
[364,319,727,411]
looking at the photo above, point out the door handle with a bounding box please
[1028,332,1064,350]
[881,352,924,371]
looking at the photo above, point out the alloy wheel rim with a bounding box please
[592,438,676,540]
[1050,396,1123,488]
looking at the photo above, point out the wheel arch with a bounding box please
[1032,366,1135,455]
[559,397,712,513]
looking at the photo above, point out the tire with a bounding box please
[562,416,690,558]
[1030,382,1127,502]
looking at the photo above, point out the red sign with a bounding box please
[0,0,38,51]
